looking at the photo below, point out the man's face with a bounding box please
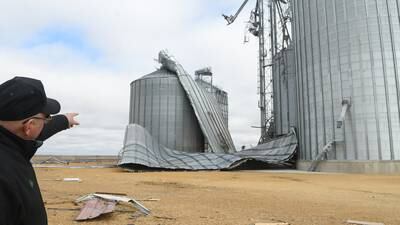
[22,113,49,140]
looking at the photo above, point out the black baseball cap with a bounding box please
[0,76,61,121]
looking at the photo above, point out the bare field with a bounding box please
[35,164,400,225]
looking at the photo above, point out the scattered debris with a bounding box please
[140,198,160,202]
[38,156,69,164]
[63,178,81,182]
[346,220,384,225]
[47,207,80,211]
[47,207,137,213]
[76,193,150,216]
[75,198,116,221]
[95,191,127,196]
[154,215,176,220]
[254,223,289,225]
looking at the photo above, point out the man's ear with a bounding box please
[22,119,34,137]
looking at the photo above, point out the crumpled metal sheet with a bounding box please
[234,128,298,162]
[158,50,235,153]
[76,193,150,215]
[118,124,242,170]
[118,124,297,170]
[75,198,116,221]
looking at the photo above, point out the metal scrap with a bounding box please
[75,198,116,221]
[76,193,150,216]
[346,220,384,225]
[38,156,68,164]
[119,124,297,170]
[63,178,81,182]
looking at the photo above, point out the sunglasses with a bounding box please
[22,115,52,124]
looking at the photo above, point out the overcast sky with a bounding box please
[0,0,263,155]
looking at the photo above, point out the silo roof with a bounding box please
[138,68,176,80]
[130,69,176,86]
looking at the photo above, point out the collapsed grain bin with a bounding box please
[128,50,235,154]
[129,69,205,153]
[119,50,298,170]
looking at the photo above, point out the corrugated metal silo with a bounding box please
[213,88,229,128]
[273,46,297,135]
[195,79,229,128]
[293,0,400,162]
[129,69,205,152]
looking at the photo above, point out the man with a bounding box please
[0,76,79,225]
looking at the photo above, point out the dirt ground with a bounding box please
[35,163,400,225]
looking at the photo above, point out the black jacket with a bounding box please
[0,115,69,225]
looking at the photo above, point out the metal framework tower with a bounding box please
[257,0,268,143]
[223,0,291,143]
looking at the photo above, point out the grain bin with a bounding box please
[195,78,229,129]
[273,46,297,136]
[129,69,205,152]
[292,0,400,163]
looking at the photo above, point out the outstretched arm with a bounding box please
[37,113,79,141]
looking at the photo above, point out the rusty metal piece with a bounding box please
[75,198,116,221]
